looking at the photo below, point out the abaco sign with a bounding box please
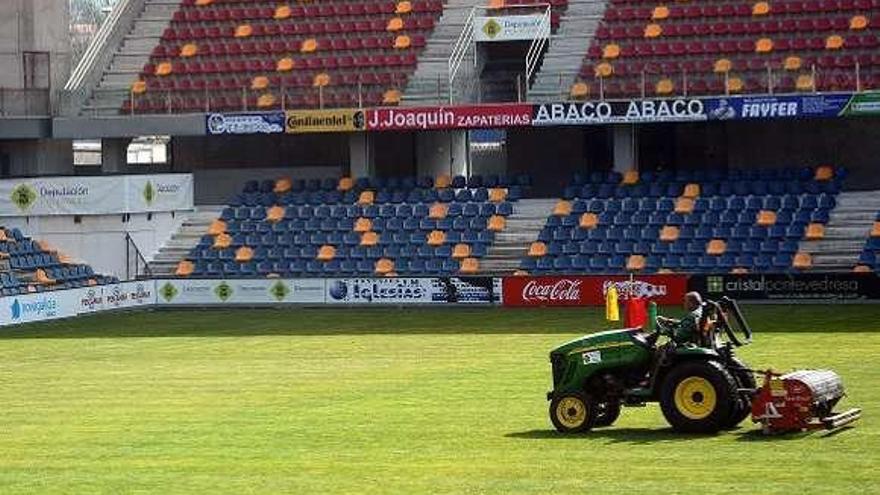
[502,275,688,307]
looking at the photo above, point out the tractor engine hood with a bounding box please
[550,328,644,358]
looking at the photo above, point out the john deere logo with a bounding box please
[143,181,156,205]
[482,18,502,38]
[160,282,178,302]
[270,281,289,301]
[707,276,724,293]
[214,281,233,301]
[10,184,37,211]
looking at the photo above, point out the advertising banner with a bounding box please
[502,275,688,307]
[285,109,366,133]
[0,289,80,326]
[155,278,326,305]
[101,281,156,310]
[325,277,500,304]
[366,104,532,131]
[841,91,880,116]
[532,99,707,126]
[705,93,853,120]
[691,273,880,301]
[0,174,193,216]
[473,14,550,42]
[205,112,285,135]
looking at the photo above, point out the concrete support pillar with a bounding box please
[101,138,133,173]
[2,139,73,176]
[349,132,372,178]
[612,125,637,173]
[416,130,468,178]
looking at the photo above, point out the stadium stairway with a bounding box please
[401,0,476,105]
[799,190,880,271]
[528,0,608,101]
[149,205,226,276]
[81,0,179,116]
[480,198,556,274]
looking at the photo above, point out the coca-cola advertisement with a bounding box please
[502,275,687,307]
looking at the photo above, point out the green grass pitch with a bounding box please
[0,305,878,494]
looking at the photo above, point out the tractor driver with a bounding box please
[656,291,704,346]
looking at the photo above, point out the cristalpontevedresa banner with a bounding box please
[690,273,880,301]
[0,174,194,216]
[503,275,687,307]
[532,98,707,126]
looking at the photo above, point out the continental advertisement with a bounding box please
[285,109,366,134]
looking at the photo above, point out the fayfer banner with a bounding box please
[0,174,194,216]
[473,14,550,42]
[285,109,366,133]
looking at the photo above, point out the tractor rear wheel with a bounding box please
[660,360,738,434]
[594,401,622,427]
[725,357,756,429]
[550,392,597,433]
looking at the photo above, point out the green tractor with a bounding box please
[547,297,755,434]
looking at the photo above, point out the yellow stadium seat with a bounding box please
[871,222,880,237]
[354,217,373,233]
[208,219,226,235]
[452,244,472,259]
[660,226,680,242]
[394,35,411,49]
[131,80,147,94]
[195,0,213,5]
[683,183,700,198]
[301,38,317,53]
[274,5,291,19]
[396,1,412,14]
[626,255,646,272]
[180,43,198,57]
[727,77,744,93]
[580,212,598,229]
[793,252,812,270]
[814,165,834,181]
[656,79,674,95]
[274,177,292,193]
[175,260,194,277]
[257,93,275,108]
[805,223,825,240]
[383,89,402,105]
[375,258,395,275]
[435,175,451,189]
[59,253,74,264]
[0,229,7,242]
[513,269,529,276]
[570,81,590,99]
[602,44,621,59]
[34,268,56,285]
[657,268,675,274]
[853,264,872,273]
[796,74,815,91]
[358,190,375,205]
[276,57,295,72]
[338,177,354,192]
[235,246,254,262]
[213,233,232,249]
[714,58,733,73]
[675,197,695,214]
[644,23,662,38]
[429,202,448,219]
[251,76,269,91]
[427,230,446,246]
[756,210,777,226]
[784,56,802,71]
[313,73,330,88]
[317,245,336,261]
[825,35,844,50]
[235,24,252,38]
[753,1,770,15]
[489,188,507,203]
[850,15,868,30]
[755,38,773,53]
[459,257,479,274]
[595,62,613,78]
[387,17,404,31]
[266,206,285,223]
[38,240,54,252]
[731,267,750,274]
[361,231,379,246]
[488,0,504,8]
[528,241,547,257]
[488,215,506,232]
[155,62,172,76]
[553,200,572,216]
[706,239,727,255]
[622,170,639,185]
[652,5,669,20]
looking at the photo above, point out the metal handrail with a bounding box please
[448,7,477,104]
[524,5,552,100]
[124,232,152,281]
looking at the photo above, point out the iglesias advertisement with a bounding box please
[502,275,687,307]
[326,277,499,304]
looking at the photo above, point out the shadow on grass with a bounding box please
[734,425,856,441]
[505,427,721,444]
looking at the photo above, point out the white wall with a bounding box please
[3,211,185,278]
[416,130,468,178]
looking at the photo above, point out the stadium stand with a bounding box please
[573,0,880,98]
[175,175,529,277]
[124,0,446,113]
[855,209,880,271]
[519,166,845,274]
[0,227,118,295]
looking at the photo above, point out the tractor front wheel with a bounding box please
[594,401,622,427]
[550,392,597,433]
[660,360,738,434]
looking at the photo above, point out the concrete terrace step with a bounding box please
[482,198,555,274]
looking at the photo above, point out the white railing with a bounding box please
[524,5,552,100]
[448,7,477,104]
